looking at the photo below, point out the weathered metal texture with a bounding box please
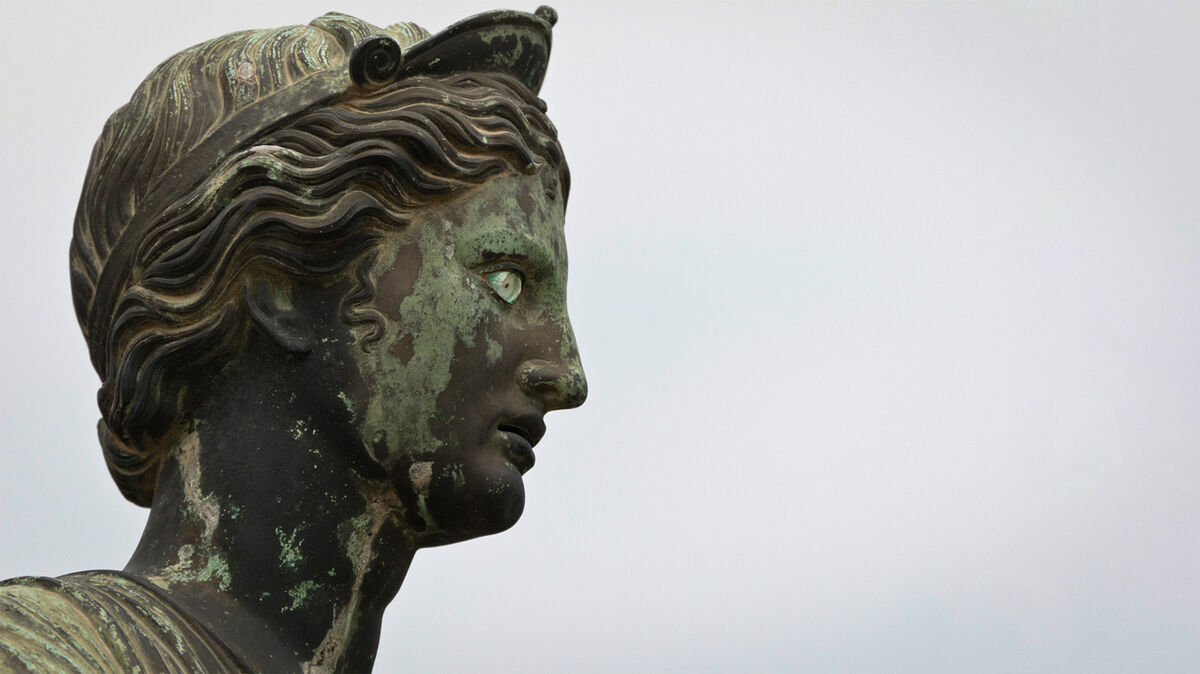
[1,6,584,672]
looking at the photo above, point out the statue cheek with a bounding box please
[371,242,424,318]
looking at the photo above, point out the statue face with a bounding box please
[349,171,586,545]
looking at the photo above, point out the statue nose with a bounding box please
[517,358,588,411]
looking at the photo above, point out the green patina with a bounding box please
[353,175,573,471]
[337,391,356,422]
[276,527,304,569]
[485,334,502,365]
[194,555,231,592]
[354,217,486,463]
[338,513,372,557]
[284,580,322,612]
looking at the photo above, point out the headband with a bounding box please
[87,6,558,362]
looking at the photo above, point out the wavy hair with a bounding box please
[69,14,568,506]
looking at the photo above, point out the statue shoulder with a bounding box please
[0,571,248,673]
[1,573,127,672]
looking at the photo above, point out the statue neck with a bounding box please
[123,359,416,672]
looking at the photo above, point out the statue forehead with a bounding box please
[378,171,567,266]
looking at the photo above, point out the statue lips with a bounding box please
[497,413,546,474]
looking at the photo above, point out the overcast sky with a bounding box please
[2,1,1197,672]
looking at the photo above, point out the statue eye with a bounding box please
[485,269,524,304]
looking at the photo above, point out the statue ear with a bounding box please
[244,276,313,357]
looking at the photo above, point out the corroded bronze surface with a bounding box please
[1,6,584,672]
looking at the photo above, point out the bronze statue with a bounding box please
[0,7,585,672]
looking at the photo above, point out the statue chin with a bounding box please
[392,433,532,547]
[417,479,527,548]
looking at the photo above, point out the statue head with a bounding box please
[69,8,585,544]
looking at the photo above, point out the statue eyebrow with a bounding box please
[463,229,556,275]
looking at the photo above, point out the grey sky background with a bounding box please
[2,1,1197,672]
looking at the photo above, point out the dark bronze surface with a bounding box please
[1,7,584,672]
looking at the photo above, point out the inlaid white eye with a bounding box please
[485,269,524,304]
